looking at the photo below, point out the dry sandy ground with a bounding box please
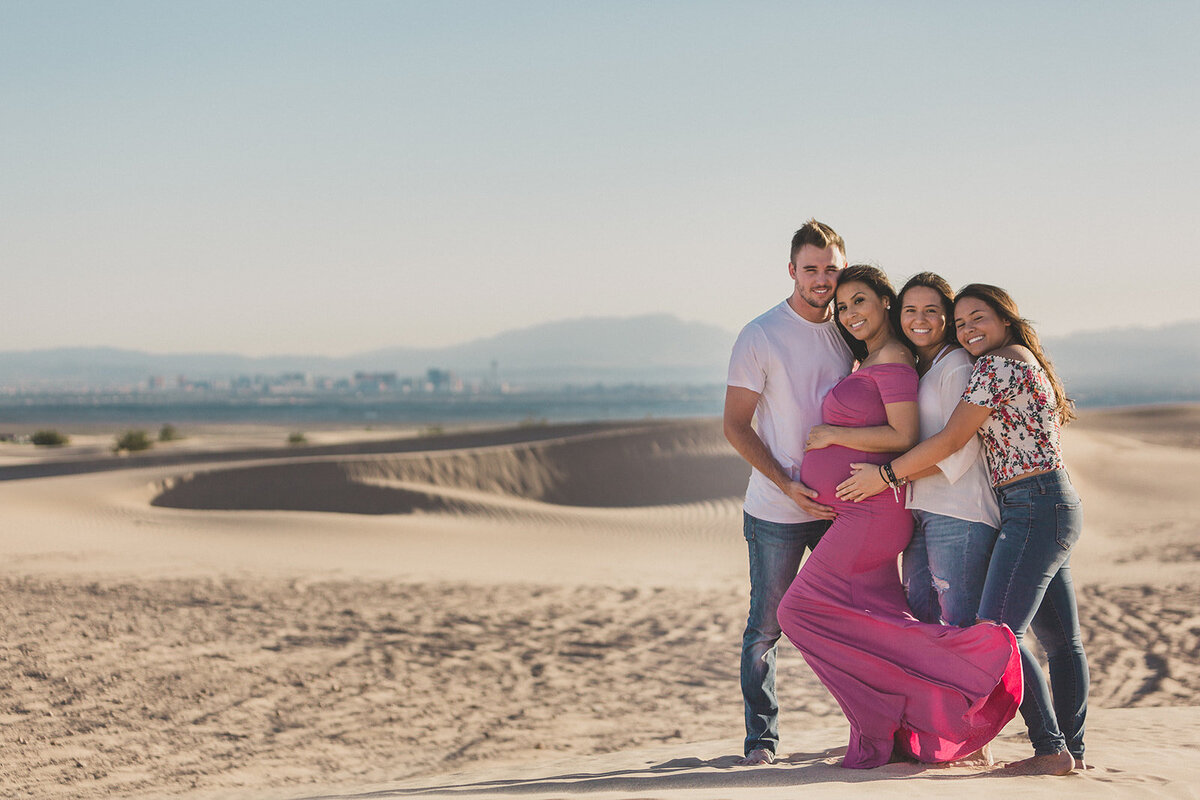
[1,408,1199,799]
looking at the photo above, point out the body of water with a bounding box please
[0,386,727,430]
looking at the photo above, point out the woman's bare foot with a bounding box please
[954,743,994,766]
[1003,750,1075,775]
[1075,757,1091,770]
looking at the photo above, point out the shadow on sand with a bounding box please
[295,746,1017,799]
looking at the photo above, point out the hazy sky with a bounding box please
[3,1,1197,356]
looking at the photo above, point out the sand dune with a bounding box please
[1,407,1199,799]
[0,421,636,482]
[1073,403,1200,449]
[150,420,748,513]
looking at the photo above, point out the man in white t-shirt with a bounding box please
[724,219,854,765]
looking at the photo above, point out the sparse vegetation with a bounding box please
[31,429,69,446]
[421,425,445,437]
[287,432,307,446]
[114,430,153,453]
[158,424,181,442]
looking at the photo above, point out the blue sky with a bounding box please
[3,1,1197,355]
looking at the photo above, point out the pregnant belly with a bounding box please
[799,445,894,505]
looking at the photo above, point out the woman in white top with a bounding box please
[895,273,1000,627]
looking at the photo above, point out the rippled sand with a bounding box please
[2,410,1199,799]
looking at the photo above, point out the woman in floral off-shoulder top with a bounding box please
[836,283,1087,776]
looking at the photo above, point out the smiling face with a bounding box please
[835,280,889,342]
[899,285,949,352]
[788,244,845,322]
[954,296,1013,355]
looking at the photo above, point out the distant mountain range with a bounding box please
[0,315,735,388]
[0,315,1196,405]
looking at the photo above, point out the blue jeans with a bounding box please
[902,510,999,627]
[741,511,830,756]
[978,469,1087,759]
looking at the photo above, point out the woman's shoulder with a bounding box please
[987,344,1038,366]
[932,346,973,371]
[859,345,918,395]
[867,341,917,368]
[965,347,1048,396]
[929,347,974,388]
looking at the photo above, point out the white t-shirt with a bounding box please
[906,346,1001,528]
[727,300,853,524]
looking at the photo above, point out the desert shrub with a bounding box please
[31,429,69,446]
[158,424,181,442]
[115,430,153,452]
[287,432,307,446]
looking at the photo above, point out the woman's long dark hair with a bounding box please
[892,272,958,358]
[955,283,1075,424]
[835,264,898,363]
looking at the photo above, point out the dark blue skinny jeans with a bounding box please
[978,469,1088,759]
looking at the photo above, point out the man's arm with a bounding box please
[723,385,836,520]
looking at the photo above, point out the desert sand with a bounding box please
[2,407,1199,799]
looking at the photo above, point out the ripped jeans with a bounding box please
[902,510,999,627]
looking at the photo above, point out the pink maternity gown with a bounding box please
[777,362,1022,768]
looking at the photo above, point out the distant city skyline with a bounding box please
[3,1,1197,356]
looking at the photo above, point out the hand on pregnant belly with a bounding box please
[835,462,890,502]
[781,475,837,520]
[805,424,841,451]
[802,447,892,506]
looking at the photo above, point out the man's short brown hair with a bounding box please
[790,219,845,264]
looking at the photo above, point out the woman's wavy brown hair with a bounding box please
[835,264,899,362]
[955,283,1075,424]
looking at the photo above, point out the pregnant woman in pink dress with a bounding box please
[776,265,1022,768]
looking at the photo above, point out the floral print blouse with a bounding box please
[961,354,1064,486]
